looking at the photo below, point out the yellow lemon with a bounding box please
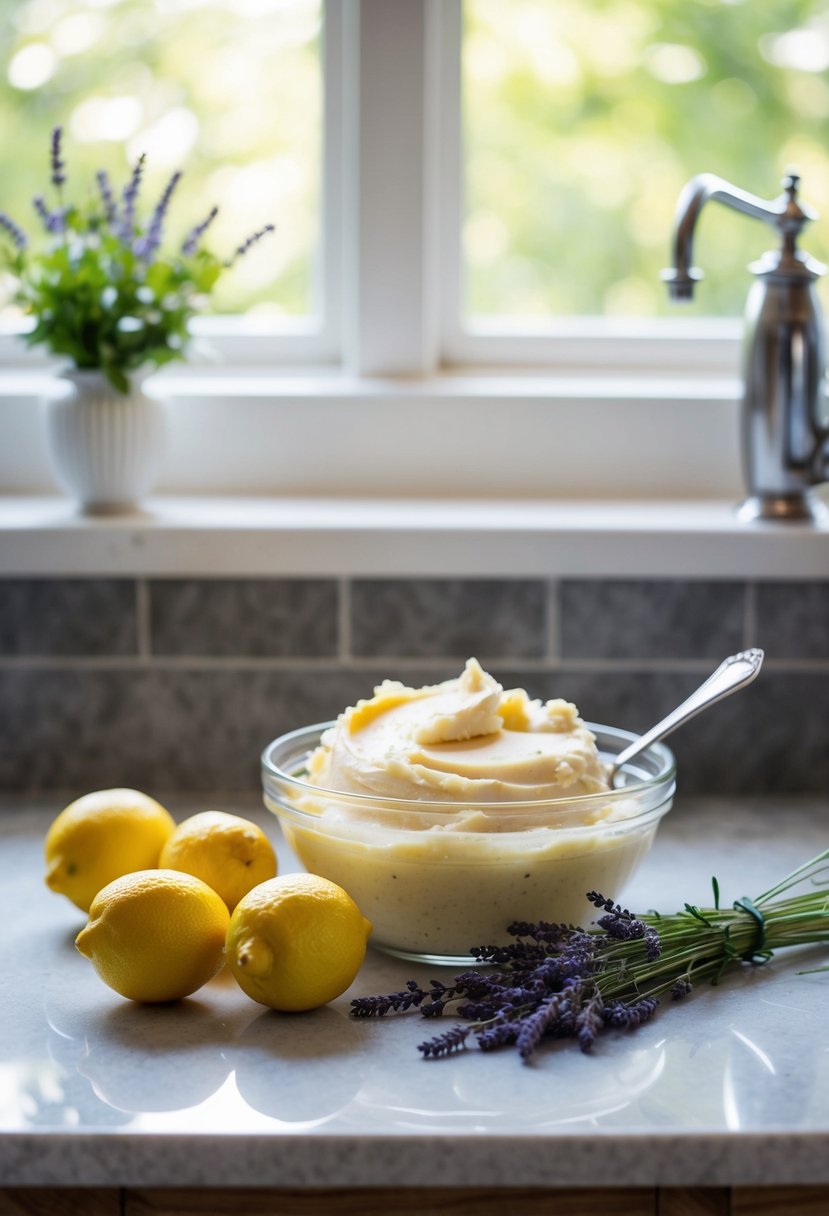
[226,874,372,1012]
[159,810,277,911]
[45,788,176,912]
[75,869,230,1003]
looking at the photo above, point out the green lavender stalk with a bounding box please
[605,848,829,1002]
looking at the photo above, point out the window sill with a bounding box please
[1,493,827,578]
[1,368,745,499]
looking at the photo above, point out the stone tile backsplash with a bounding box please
[149,579,339,658]
[754,581,829,660]
[559,579,746,660]
[1,576,827,795]
[350,578,547,659]
[0,579,138,657]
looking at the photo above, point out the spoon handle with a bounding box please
[611,648,764,780]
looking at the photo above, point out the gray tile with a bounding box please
[350,579,546,659]
[0,579,137,656]
[755,581,829,659]
[687,668,829,796]
[149,579,339,657]
[560,580,745,660]
[0,666,372,793]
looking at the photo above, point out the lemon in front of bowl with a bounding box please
[75,869,230,1003]
[159,810,277,911]
[45,788,176,912]
[226,874,372,1012]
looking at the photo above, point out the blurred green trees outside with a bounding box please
[464,0,829,319]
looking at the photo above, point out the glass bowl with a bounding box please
[261,722,676,965]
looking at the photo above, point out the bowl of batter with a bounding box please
[261,659,676,964]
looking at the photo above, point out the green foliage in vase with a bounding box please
[0,128,273,393]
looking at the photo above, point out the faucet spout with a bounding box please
[661,172,813,301]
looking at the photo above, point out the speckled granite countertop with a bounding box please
[2,794,828,1189]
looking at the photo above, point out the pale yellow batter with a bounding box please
[308,658,610,804]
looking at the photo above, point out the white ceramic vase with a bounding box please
[43,369,165,514]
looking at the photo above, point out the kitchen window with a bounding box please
[1,0,827,499]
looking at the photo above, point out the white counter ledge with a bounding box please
[2,794,828,1192]
[2,494,829,577]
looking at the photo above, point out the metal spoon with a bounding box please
[609,648,764,786]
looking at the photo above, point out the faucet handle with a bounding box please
[778,172,818,240]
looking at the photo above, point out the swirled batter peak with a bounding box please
[308,658,610,803]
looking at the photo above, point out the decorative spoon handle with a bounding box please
[610,648,764,783]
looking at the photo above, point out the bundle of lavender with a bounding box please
[351,849,829,1062]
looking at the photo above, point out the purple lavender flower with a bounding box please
[588,891,658,951]
[118,153,146,242]
[50,127,66,190]
[598,914,644,941]
[507,919,575,944]
[33,196,66,235]
[0,211,28,249]
[601,996,659,1030]
[587,891,634,918]
[671,976,693,1000]
[455,997,502,1020]
[225,223,275,266]
[33,196,49,226]
[96,170,118,227]
[474,920,588,966]
[477,1019,520,1052]
[643,926,662,961]
[351,984,429,1017]
[182,205,219,256]
[516,994,563,1060]
[575,989,604,1052]
[134,170,182,261]
[417,1025,470,1058]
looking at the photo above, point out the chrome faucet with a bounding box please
[662,172,829,522]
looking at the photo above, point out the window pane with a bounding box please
[463,0,829,320]
[0,0,321,318]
